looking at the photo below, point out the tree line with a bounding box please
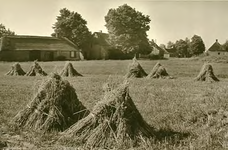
[51,5,152,57]
[165,35,206,58]
[1,4,228,58]
[166,38,228,58]
[0,24,15,37]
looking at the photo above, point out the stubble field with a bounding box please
[1,58,228,149]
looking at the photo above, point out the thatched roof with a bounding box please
[0,35,79,51]
[208,39,224,52]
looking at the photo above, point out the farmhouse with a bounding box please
[0,35,82,61]
[140,40,170,59]
[87,31,110,60]
[165,47,177,57]
[207,39,227,56]
[150,41,170,58]
[87,31,134,60]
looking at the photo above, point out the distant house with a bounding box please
[87,32,110,60]
[165,47,177,57]
[150,41,170,58]
[206,39,227,56]
[140,40,169,59]
[0,35,81,61]
[87,31,134,60]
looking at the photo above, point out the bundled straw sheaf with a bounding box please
[125,57,147,78]
[25,61,47,76]
[147,62,173,79]
[60,62,82,77]
[195,63,219,82]
[5,63,26,76]
[60,81,154,149]
[12,73,89,132]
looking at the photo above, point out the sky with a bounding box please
[0,0,228,49]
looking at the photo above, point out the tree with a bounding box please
[222,40,228,51]
[167,41,174,49]
[52,8,92,50]
[185,37,192,57]
[105,4,151,55]
[189,35,205,56]
[159,44,166,49]
[0,23,15,37]
[175,39,189,57]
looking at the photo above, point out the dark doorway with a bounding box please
[29,50,41,61]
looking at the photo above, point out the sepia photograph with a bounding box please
[0,0,228,149]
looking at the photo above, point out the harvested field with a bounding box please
[60,61,83,77]
[25,61,47,76]
[59,81,156,149]
[147,62,173,79]
[5,63,26,76]
[12,73,89,133]
[195,63,219,82]
[1,59,228,149]
[125,57,147,78]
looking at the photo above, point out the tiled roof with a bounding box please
[208,40,224,52]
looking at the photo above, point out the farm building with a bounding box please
[0,35,82,61]
[150,41,170,58]
[87,31,110,60]
[206,39,227,56]
[140,40,170,59]
[87,31,134,60]
[165,47,177,57]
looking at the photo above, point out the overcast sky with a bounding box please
[0,0,228,49]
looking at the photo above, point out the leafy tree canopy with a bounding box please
[185,37,192,57]
[189,35,205,56]
[52,8,92,49]
[222,40,228,51]
[175,39,189,57]
[0,23,15,37]
[105,4,151,54]
[167,41,175,49]
[159,44,166,49]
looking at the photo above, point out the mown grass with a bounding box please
[1,59,228,149]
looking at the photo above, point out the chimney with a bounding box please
[100,30,102,33]
[216,39,218,42]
